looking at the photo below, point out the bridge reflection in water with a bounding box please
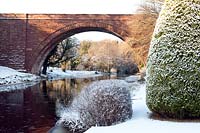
[0,75,117,133]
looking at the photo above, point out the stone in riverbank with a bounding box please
[48,126,68,133]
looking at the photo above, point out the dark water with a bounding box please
[0,75,117,133]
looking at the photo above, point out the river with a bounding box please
[0,75,120,133]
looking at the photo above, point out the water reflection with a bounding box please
[0,75,116,133]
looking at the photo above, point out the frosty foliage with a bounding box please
[56,79,133,132]
[146,0,200,118]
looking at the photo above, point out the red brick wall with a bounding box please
[0,14,26,70]
[0,14,153,74]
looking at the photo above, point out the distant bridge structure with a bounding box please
[0,14,152,74]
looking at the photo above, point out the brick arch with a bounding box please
[31,21,129,74]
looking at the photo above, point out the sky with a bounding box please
[0,0,141,14]
[73,32,123,42]
[0,0,142,41]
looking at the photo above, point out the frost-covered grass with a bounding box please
[0,66,39,92]
[47,67,103,80]
[146,0,200,118]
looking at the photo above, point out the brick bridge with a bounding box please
[0,14,153,74]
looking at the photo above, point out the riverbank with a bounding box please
[0,66,39,86]
[0,66,105,92]
[0,66,40,92]
[47,67,104,80]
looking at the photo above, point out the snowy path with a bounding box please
[86,83,200,133]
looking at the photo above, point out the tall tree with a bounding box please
[138,0,164,15]
[42,37,79,74]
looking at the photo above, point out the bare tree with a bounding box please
[138,0,164,15]
[42,37,79,74]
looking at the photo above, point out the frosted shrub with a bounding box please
[146,0,200,118]
[56,79,132,132]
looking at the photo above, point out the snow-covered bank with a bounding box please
[47,67,103,79]
[85,83,200,133]
[0,66,39,91]
[0,81,39,92]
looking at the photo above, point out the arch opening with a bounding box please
[32,25,128,75]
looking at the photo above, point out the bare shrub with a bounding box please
[56,79,133,132]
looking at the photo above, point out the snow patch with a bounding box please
[0,66,39,91]
[0,82,39,92]
[85,83,200,133]
[47,67,103,79]
[125,75,140,83]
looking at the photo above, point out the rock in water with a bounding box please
[56,79,132,132]
[48,126,68,133]
[146,0,200,118]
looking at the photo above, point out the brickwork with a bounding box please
[0,14,153,74]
